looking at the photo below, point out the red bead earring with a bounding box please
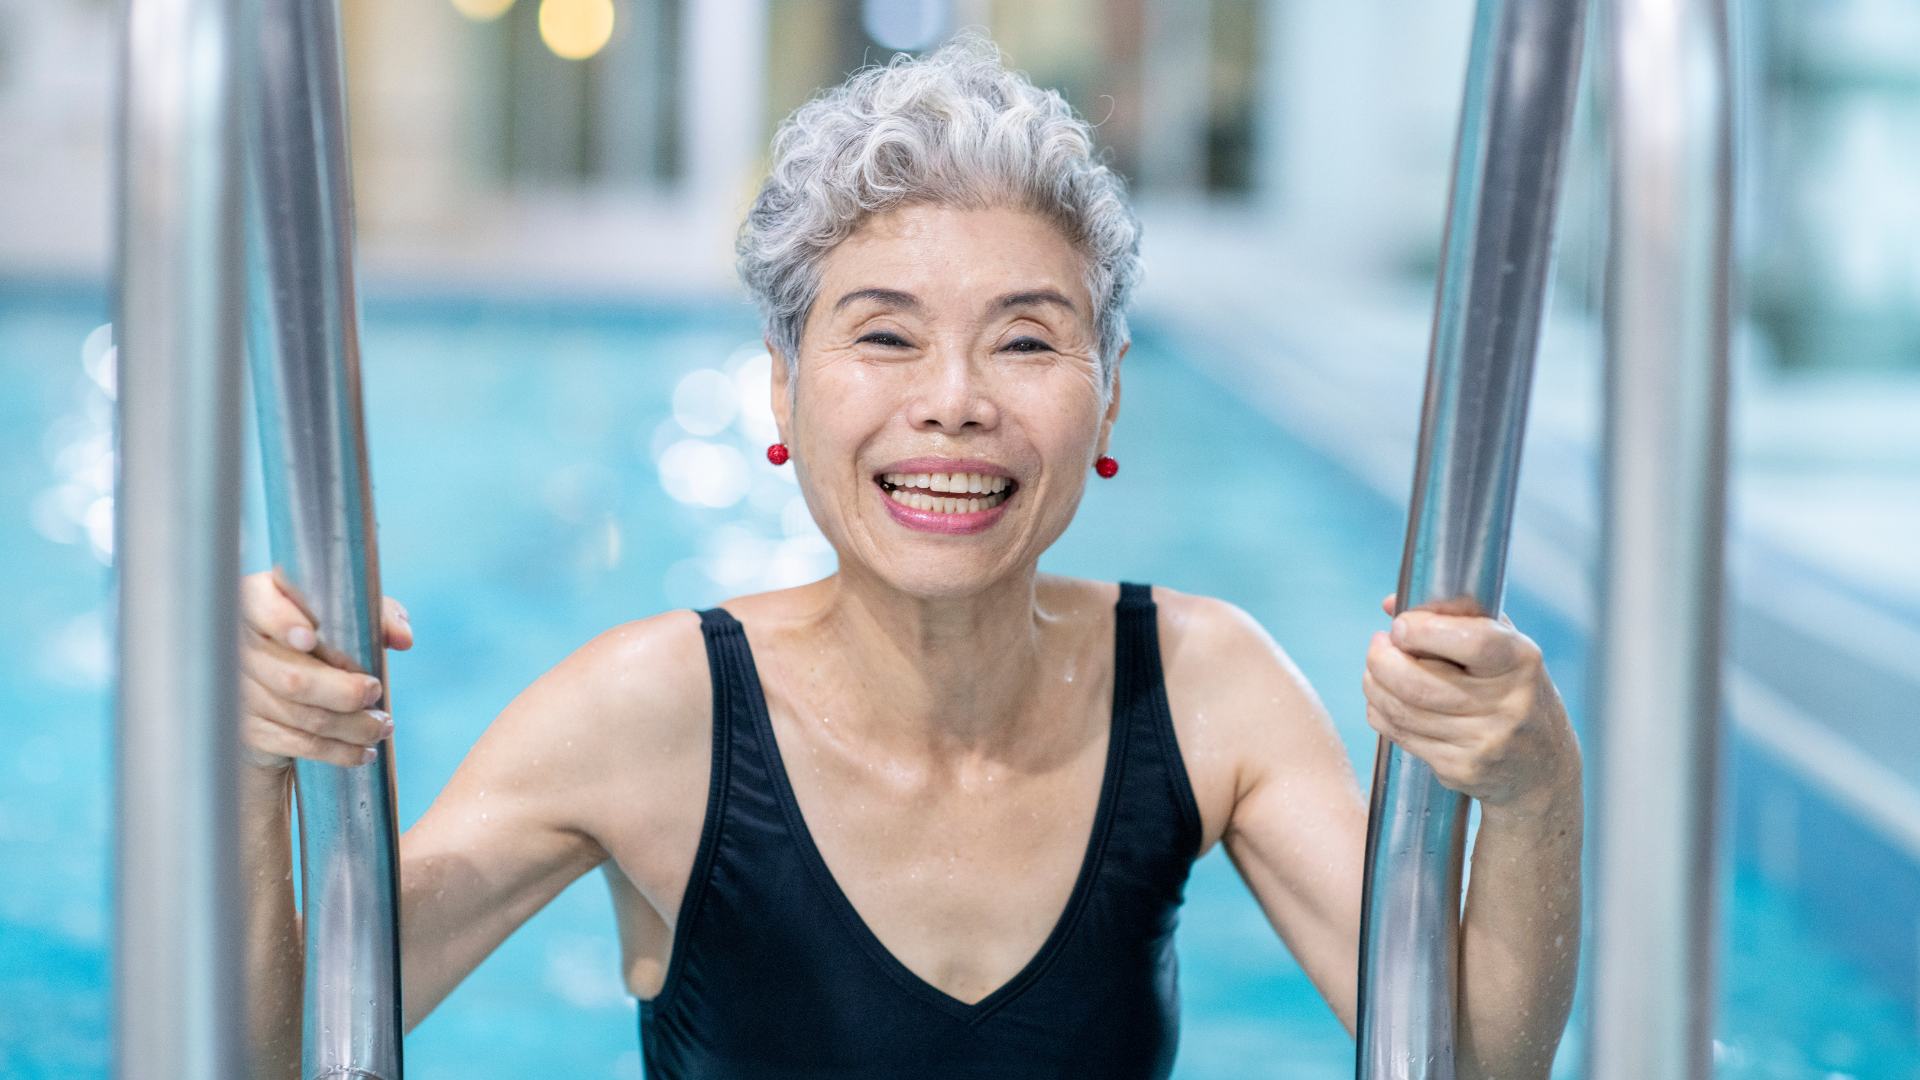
[766,443,790,465]
[1094,456,1119,478]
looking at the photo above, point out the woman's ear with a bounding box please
[768,337,792,444]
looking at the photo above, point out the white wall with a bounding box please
[1260,0,1474,278]
[0,0,114,277]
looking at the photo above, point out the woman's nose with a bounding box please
[911,343,997,433]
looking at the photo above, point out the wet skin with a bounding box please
[236,204,1582,1080]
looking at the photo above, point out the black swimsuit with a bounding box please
[641,583,1203,1078]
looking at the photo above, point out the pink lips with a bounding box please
[881,492,1010,534]
[876,458,1015,536]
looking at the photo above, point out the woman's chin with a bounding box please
[824,486,1065,600]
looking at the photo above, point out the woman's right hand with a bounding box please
[239,571,414,770]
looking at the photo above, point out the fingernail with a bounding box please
[361,747,378,765]
[1390,617,1408,644]
[363,680,385,707]
[288,626,316,651]
[395,602,411,624]
[370,709,394,739]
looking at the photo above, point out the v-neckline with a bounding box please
[732,626,1131,1023]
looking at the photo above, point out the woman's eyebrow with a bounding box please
[998,289,1075,313]
[834,287,920,313]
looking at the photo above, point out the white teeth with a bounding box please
[884,471,1014,513]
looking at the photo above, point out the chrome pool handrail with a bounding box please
[1355,0,1587,1076]
[113,0,248,1074]
[1588,0,1733,1074]
[243,0,404,1074]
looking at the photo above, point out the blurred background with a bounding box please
[2,0,1919,1077]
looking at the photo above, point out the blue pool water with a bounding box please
[2,284,1916,1078]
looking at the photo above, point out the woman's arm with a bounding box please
[239,764,304,1079]
[235,574,711,1073]
[388,612,713,1025]
[1362,602,1581,1078]
[1160,589,1580,1076]
[1157,592,1370,1032]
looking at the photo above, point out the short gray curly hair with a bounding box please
[737,34,1142,390]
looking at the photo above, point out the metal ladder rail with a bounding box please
[1355,1,1588,1076]
[243,0,406,1074]
[1589,0,1734,1075]
[113,0,248,1073]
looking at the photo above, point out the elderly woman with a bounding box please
[239,38,1581,1080]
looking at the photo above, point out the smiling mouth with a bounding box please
[877,471,1016,515]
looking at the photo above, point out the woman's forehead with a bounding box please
[820,205,1094,316]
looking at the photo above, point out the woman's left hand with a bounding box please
[1362,595,1577,809]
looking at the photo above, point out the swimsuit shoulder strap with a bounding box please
[647,607,750,1009]
[1112,582,1205,850]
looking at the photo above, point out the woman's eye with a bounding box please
[1003,337,1054,354]
[858,331,911,348]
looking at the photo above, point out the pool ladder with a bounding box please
[110,0,1732,1076]
[1356,0,1731,1078]
[115,0,403,1075]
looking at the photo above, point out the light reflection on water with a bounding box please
[29,322,115,567]
[650,345,835,606]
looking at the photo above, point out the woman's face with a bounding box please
[772,203,1121,600]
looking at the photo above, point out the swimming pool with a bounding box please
[1,283,1914,1078]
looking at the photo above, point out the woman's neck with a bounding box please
[803,563,1074,755]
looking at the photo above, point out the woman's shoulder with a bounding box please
[1120,584,1323,733]
[1035,576,1282,658]
[1145,586,1293,668]
[1072,581,1336,847]
[490,609,714,763]
[432,609,715,858]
